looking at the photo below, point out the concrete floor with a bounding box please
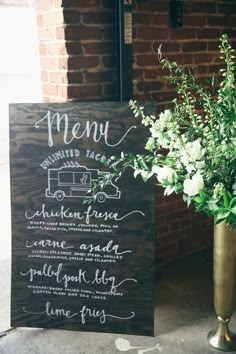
[1,245,236,353]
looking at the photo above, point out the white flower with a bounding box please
[181,140,205,169]
[149,110,172,138]
[156,166,176,184]
[183,172,205,197]
[189,140,204,160]
[115,338,133,351]
[158,109,172,128]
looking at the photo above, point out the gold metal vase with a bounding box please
[208,221,236,351]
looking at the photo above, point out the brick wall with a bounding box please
[36,0,117,102]
[36,0,236,267]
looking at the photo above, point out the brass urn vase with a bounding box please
[208,222,236,351]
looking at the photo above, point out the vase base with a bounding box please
[208,319,236,352]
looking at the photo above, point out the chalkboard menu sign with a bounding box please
[10,102,155,336]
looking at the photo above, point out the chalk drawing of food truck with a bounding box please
[45,165,121,202]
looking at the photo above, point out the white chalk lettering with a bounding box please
[20,264,137,293]
[35,111,136,148]
[23,301,78,319]
[25,204,145,225]
[26,239,74,250]
[80,240,131,256]
[80,305,135,324]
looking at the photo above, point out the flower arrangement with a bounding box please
[114,34,236,228]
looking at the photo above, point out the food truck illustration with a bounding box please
[45,164,121,202]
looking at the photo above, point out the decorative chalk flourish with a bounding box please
[115,338,162,353]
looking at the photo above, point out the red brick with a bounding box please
[188,3,216,14]
[157,90,178,103]
[153,41,180,53]
[38,28,55,41]
[207,15,234,27]
[137,81,162,92]
[164,53,194,65]
[67,72,83,84]
[158,231,186,246]
[136,54,159,67]
[36,0,52,12]
[194,53,214,65]
[182,41,207,53]
[65,42,83,55]
[63,10,81,24]
[49,72,68,84]
[144,70,158,80]
[156,214,166,226]
[102,55,116,69]
[41,70,48,82]
[222,30,236,40]
[67,84,102,99]
[58,25,101,41]
[47,43,68,55]
[184,15,206,27]
[133,41,152,54]
[170,28,196,41]
[53,0,63,7]
[156,103,171,113]
[101,27,116,41]
[40,57,57,70]
[68,56,100,69]
[178,234,212,255]
[150,14,168,26]
[137,26,168,40]
[55,26,65,40]
[82,12,115,25]
[48,96,67,102]
[157,224,169,237]
[43,96,51,102]
[207,41,221,51]
[218,4,236,16]
[83,42,115,55]
[208,64,224,74]
[133,69,144,80]
[198,29,221,40]
[39,43,47,56]
[58,56,68,70]
[37,14,44,27]
[135,0,168,13]
[196,65,208,75]
[192,1,217,14]
[85,71,113,83]
[133,92,153,101]
[61,0,98,7]
[41,10,64,26]
[57,84,68,98]
[42,83,58,96]
[133,13,150,26]
[158,241,178,255]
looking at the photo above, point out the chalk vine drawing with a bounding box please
[115,338,162,353]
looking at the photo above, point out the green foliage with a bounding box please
[123,34,236,229]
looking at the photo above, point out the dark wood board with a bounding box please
[10,102,156,336]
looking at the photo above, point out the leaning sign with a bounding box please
[10,102,155,336]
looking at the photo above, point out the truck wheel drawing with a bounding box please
[45,164,121,203]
